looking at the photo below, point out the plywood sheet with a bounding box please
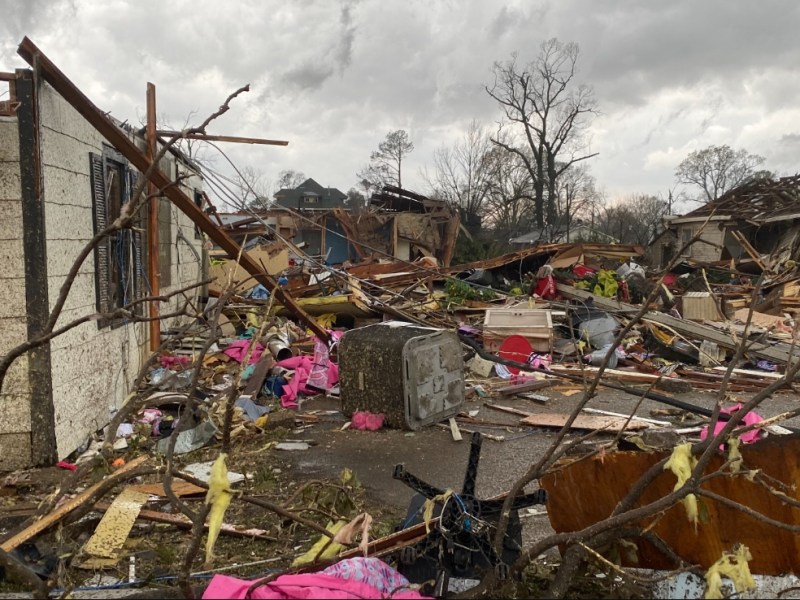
[540,434,800,574]
[209,244,290,295]
[520,412,648,432]
[80,488,149,567]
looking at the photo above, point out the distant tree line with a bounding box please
[235,37,774,264]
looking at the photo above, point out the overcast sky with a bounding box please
[2,0,799,211]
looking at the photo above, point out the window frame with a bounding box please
[89,145,147,329]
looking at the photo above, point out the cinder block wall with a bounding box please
[0,117,33,469]
[37,83,205,460]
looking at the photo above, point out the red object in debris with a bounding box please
[619,279,630,302]
[662,273,678,287]
[56,461,77,471]
[534,275,557,300]
[351,411,385,431]
[498,335,533,375]
[572,263,595,279]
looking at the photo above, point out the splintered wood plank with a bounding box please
[540,433,800,574]
[80,487,150,568]
[0,455,149,553]
[129,480,206,497]
[242,354,275,397]
[519,412,649,432]
[92,503,277,541]
[484,403,533,418]
[496,379,554,396]
[448,417,463,441]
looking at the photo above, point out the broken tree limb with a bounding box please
[0,455,149,552]
[16,37,328,341]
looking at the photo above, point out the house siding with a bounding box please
[0,116,33,469]
[688,224,725,262]
[36,82,205,460]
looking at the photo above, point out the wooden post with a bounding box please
[146,83,160,352]
[17,37,328,340]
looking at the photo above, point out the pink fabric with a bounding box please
[160,355,190,368]
[224,340,265,365]
[307,333,343,390]
[352,411,384,431]
[276,356,317,408]
[700,403,763,450]
[202,572,430,599]
[276,342,341,409]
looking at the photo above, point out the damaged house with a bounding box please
[213,184,461,294]
[0,68,207,469]
[649,174,800,269]
[333,185,460,267]
[273,177,352,263]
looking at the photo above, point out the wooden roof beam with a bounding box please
[156,131,288,146]
[17,36,328,341]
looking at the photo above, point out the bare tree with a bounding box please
[345,187,367,213]
[482,146,535,239]
[357,129,414,190]
[486,38,598,230]
[236,166,272,210]
[552,162,600,242]
[275,169,306,191]
[356,165,385,198]
[675,144,767,203]
[422,120,492,233]
[595,193,669,245]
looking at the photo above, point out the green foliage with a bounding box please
[444,278,497,305]
[451,233,491,265]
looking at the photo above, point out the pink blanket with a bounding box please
[203,557,431,599]
[276,350,339,409]
[223,340,265,365]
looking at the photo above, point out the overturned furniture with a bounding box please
[339,323,464,429]
[393,432,548,593]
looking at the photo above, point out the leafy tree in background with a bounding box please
[675,145,767,203]
[345,187,367,213]
[357,129,414,190]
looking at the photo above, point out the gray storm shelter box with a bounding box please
[339,323,465,430]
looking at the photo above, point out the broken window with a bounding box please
[303,195,319,205]
[89,147,146,328]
